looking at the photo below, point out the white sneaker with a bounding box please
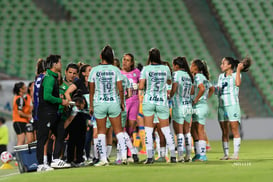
[127,157,134,163]
[178,156,184,163]
[122,159,128,165]
[50,159,71,168]
[94,160,109,167]
[228,154,239,160]
[220,155,229,160]
[184,155,192,162]
[37,164,54,172]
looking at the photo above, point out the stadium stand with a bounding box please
[5,0,273,117]
[210,0,273,108]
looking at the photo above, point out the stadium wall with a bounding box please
[206,118,273,140]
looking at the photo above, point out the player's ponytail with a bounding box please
[224,56,252,72]
[101,45,114,64]
[173,57,194,83]
[241,57,252,72]
[192,59,210,80]
[201,60,210,80]
[147,48,161,65]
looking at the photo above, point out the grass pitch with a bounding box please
[1,140,273,182]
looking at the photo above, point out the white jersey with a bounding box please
[217,72,241,106]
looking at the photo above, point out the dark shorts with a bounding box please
[13,122,27,135]
[33,120,38,131]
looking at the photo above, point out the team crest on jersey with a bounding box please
[234,113,238,117]
[133,73,136,77]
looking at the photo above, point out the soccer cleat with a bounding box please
[92,158,99,165]
[155,157,166,162]
[138,150,146,155]
[94,160,109,167]
[132,154,139,163]
[127,157,134,163]
[115,159,122,165]
[192,154,201,162]
[122,159,128,165]
[37,164,54,172]
[85,158,93,166]
[196,155,208,162]
[74,162,86,167]
[177,156,185,163]
[206,145,212,152]
[184,155,192,162]
[50,159,71,168]
[220,155,229,160]
[170,157,177,163]
[143,158,154,164]
[228,155,239,160]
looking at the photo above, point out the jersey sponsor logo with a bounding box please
[148,72,167,77]
[99,96,114,101]
[149,96,164,102]
[96,71,114,77]
[181,77,191,82]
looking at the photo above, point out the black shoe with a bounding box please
[92,158,99,165]
[143,158,154,164]
[132,154,139,163]
[107,158,110,163]
[170,157,177,163]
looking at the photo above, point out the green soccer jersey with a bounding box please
[58,81,70,113]
[193,73,211,102]
[172,70,192,107]
[140,64,171,106]
[88,64,122,104]
[217,72,240,106]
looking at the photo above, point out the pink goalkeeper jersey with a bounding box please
[121,68,140,103]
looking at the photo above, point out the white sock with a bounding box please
[43,155,48,164]
[106,145,112,158]
[154,131,161,156]
[222,141,229,156]
[199,140,206,156]
[124,132,137,155]
[177,133,184,157]
[116,132,127,160]
[184,133,192,156]
[194,141,200,155]
[233,138,241,156]
[97,134,107,162]
[161,126,176,157]
[116,143,122,160]
[160,147,166,158]
[145,126,154,158]
[93,138,99,159]
[91,145,94,159]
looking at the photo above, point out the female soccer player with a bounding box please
[190,59,214,162]
[170,57,194,162]
[88,45,127,166]
[217,57,251,160]
[139,48,176,164]
[12,82,32,145]
[114,58,139,164]
[121,53,140,157]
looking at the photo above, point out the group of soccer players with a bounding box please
[12,45,251,171]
